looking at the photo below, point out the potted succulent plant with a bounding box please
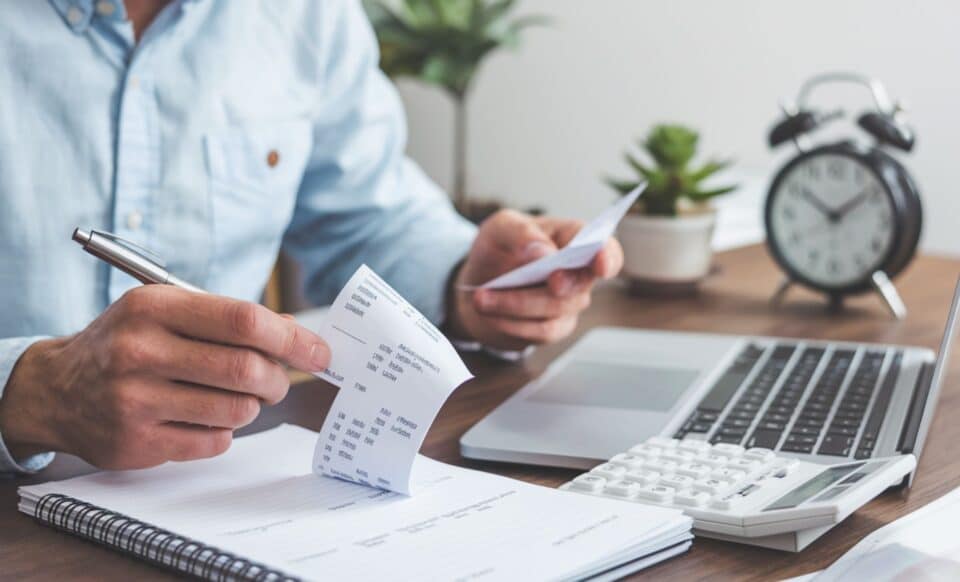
[607,124,738,287]
[363,0,547,222]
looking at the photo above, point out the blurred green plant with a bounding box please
[607,124,738,217]
[364,0,547,211]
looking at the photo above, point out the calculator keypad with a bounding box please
[562,437,792,514]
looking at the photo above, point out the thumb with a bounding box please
[490,212,557,262]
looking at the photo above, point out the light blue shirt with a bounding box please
[0,0,476,474]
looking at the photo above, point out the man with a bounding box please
[0,0,622,475]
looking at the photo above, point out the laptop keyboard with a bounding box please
[675,343,903,459]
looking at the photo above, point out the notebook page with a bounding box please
[310,265,473,494]
[20,425,691,582]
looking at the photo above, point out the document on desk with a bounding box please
[478,183,644,290]
[310,264,473,494]
[19,425,693,582]
[813,485,960,581]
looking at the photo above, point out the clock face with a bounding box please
[768,153,896,289]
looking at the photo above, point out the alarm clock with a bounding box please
[765,72,922,318]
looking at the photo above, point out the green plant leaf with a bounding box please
[624,153,655,180]
[364,0,546,97]
[605,123,737,214]
[688,185,738,201]
[688,159,732,184]
[605,177,642,195]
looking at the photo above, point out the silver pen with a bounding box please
[72,228,205,293]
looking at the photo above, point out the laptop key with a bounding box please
[780,442,814,453]
[699,348,761,412]
[746,429,781,449]
[827,426,859,437]
[818,435,855,457]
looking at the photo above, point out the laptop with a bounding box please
[461,278,959,483]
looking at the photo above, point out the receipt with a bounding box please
[312,265,473,495]
[479,183,644,290]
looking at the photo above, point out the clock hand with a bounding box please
[834,189,871,220]
[800,188,839,222]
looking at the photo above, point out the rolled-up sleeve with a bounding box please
[0,337,55,476]
[281,0,476,324]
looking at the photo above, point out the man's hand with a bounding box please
[448,210,624,350]
[0,286,330,470]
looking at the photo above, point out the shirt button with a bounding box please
[128,75,140,90]
[266,150,280,168]
[95,1,115,16]
[66,5,85,25]
[126,210,144,231]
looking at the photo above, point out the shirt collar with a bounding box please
[49,0,123,33]
[48,0,202,34]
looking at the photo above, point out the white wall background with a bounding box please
[394,0,960,255]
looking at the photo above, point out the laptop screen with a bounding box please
[930,277,960,397]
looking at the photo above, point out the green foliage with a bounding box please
[363,0,547,100]
[607,124,738,217]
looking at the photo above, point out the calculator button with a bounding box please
[660,474,696,490]
[635,484,676,503]
[674,490,711,508]
[743,448,776,462]
[710,493,744,511]
[771,458,800,477]
[700,454,732,468]
[678,439,712,454]
[643,460,678,475]
[568,474,606,493]
[625,469,662,485]
[628,444,662,458]
[726,458,762,475]
[711,468,747,484]
[591,463,628,480]
[675,462,712,479]
[661,450,697,464]
[712,443,745,457]
[609,453,647,469]
[647,437,680,450]
[603,479,644,498]
[692,478,729,495]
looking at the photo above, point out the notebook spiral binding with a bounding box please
[34,493,299,582]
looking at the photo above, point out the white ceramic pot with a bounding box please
[616,210,717,283]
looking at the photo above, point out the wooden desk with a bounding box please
[3,245,959,580]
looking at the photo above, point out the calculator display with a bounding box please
[763,463,864,511]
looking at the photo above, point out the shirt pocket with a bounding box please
[203,120,314,291]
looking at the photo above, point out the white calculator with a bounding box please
[559,436,916,552]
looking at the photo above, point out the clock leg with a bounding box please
[871,271,907,319]
[771,277,793,307]
[828,294,845,312]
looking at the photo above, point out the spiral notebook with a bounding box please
[18,425,692,581]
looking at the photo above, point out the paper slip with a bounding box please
[311,265,473,495]
[478,183,644,290]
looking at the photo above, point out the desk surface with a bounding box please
[3,245,959,581]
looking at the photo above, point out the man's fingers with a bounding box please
[122,287,330,373]
[483,314,579,344]
[154,423,234,462]
[592,238,625,279]
[534,216,585,248]
[157,335,290,404]
[547,268,595,298]
[474,285,590,319]
[144,381,262,429]
[486,210,558,258]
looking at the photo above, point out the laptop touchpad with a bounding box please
[527,361,699,411]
